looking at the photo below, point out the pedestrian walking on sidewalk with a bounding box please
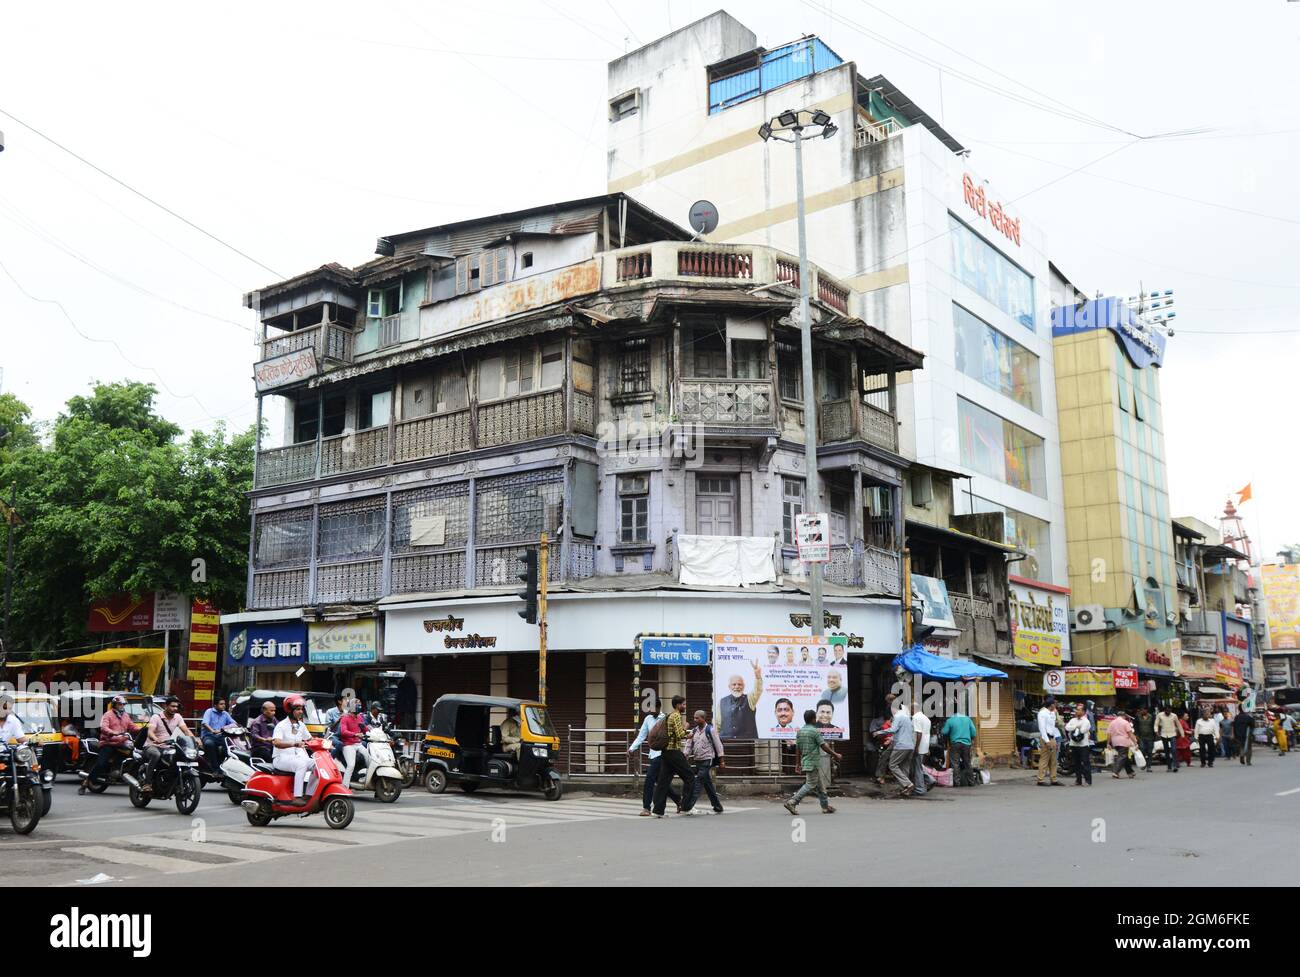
[1065,703,1092,786]
[887,702,917,797]
[941,708,978,787]
[1176,711,1193,767]
[910,705,932,796]
[1155,705,1181,772]
[1218,707,1235,759]
[1107,710,1136,778]
[1194,708,1220,767]
[685,710,725,814]
[784,710,841,815]
[651,695,697,818]
[629,698,681,817]
[1233,707,1255,765]
[1136,707,1156,772]
[1281,712,1295,755]
[1036,698,1063,786]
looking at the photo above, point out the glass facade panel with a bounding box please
[953,304,1041,411]
[949,214,1035,331]
[958,397,1046,496]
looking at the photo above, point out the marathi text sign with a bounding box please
[255,347,317,392]
[227,621,308,667]
[1009,580,1069,667]
[187,599,220,707]
[309,620,378,664]
[1062,667,1114,697]
[639,636,710,667]
[712,634,850,741]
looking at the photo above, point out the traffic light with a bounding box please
[516,548,538,624]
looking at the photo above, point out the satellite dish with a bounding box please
[688,200,719,236]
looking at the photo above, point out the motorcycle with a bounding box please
[202,725,272,804]
[0,742,44,833]
[341,726,403,803]
[76,726,144,792]
[122,733,203,815]
[240,737,354,829]
[387,725,419,789]
[218,737,271,805]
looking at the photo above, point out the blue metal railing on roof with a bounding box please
[708,37,844,115]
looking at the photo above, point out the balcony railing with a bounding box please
[863,544,902,597]
[818,400,853,442]
[678,248,752,279]
[817,275,849,314]
[854,117,903,147]
[862,402,898,451]
[255,442,315,488]
[679,378,774,426]
[255,387,590,489]
[320,427,389,477]
[781,542,903,596]
[616,251,652,282]
[260,321,356,367]
[950,592,996,621]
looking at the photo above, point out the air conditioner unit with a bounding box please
[1073,605,1106,632]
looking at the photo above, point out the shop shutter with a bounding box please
[420,654,492,727]
[838,656,866,774]
[975,681,1016,762]
[508,653,585,772]
[606,651,638,731]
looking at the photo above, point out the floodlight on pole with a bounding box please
[757,108,839,638]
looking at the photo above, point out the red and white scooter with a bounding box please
[240,737,354,829]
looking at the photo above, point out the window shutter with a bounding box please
[495,247,508,284]
[455,258,469,295]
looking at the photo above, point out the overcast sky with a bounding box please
[2,1,1297,560]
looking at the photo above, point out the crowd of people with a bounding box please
[1029,697,1292,787]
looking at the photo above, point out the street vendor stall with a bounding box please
[2,646,166,696]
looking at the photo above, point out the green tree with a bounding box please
[0,381,253,654]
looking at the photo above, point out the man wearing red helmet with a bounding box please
[272,695,315,800]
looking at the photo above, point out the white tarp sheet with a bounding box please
[677,534,776,587]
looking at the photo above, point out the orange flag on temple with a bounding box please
[1236,483,1252,505]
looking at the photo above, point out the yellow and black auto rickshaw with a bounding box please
[422,694,563,801]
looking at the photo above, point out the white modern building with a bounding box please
[607,11,1067,587]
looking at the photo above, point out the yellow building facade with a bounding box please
[1053,313,1178,674]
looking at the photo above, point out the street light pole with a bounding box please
[791,124,825,638]
[760,109,838,638]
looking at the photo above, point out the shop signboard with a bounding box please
[1009,580,1068,667]
[1261,563,1300,650]
[712,634,850,741]
[911,575,956,631]
[226,621,308,668]
[308,620,378,665]
[186,599,220,709]
[1216,654,1243,687]
[1113,668,1140,690]
[255,347,317,392]
[639,636,710,667]
[1062,667,1115,697]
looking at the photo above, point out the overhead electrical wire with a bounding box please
[0,105,283,279]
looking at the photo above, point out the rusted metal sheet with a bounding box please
[450,260,601,333]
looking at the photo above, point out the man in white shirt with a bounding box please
[1036,698,1063,786]
[0,696,28,746]
[1193,708,1220,768]
[911,706,932,796]
[273,696,317,800]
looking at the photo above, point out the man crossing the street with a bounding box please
[651,695,697,818]
[1155,705,1181,772]
[784,709,841,815]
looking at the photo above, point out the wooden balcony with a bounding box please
[259,322,356,368]
[950,592,996,621]
[781,542,903,597]
[678,378,775,427]
[255,387,592,489]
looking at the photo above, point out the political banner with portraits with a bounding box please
[712,634,850,741]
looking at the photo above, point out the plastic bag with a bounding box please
[1133,748,1146,770]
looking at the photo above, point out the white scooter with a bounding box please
[219,742,274,805]
[341,726,403,803]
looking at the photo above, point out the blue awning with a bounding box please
[892,646,1008,680]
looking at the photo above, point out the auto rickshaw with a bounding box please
[421,694,563,801]
[9,693,65,773]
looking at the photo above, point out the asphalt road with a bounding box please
[4,748,1297,886]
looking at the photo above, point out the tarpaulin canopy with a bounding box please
[892,646,1008,680]
[5,647,165,695]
